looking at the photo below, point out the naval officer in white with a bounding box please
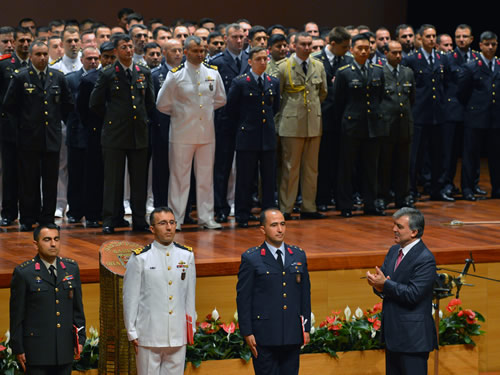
[156,35,226,231]
[123,206,196,375]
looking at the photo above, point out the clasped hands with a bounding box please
[366,266,390,292]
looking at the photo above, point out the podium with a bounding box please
[99,240,142,374]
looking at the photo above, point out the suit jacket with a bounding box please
[236,242,311,347]
[377,240,438,353]
[277,54,328,137]
[313,49,353,133]
[332,62,385,138]
[226,72,280,151]
[9,255,86,366]
[379,64,415,139]
[76,68,102,145]
[458,57,500,129]
[65,68,87,148]
[402,48,448,125]
[210,50,250,134]
[3,66,73,152]
[89,61,155,149]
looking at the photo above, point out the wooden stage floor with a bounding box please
[2,194,500,287]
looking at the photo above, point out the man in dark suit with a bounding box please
[236,208,311,375]
[0,27,33,227]
[379,41,416,209]
[3,40,73,232]
[313,26,352,212]
[226,46,280,228]
[367,207,437,375]
[76,42,116,228]
[402,24,452,202]
[89,33,155,234]
[10,223,86,375]
[209,23,250,223]
[65,47,100,224]
[333,32,386,217]
[458,31,500,199]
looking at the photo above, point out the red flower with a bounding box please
[0,344,6,351]
[446,298,461,312]
[200,322,211,330]
[372,302,382,313]
[458,309,476,324]
[368,317,381,330]
[328,323,342,331]
[222,322,235,334]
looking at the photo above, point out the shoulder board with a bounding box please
[171,63,184,73]
[174,242,193,252]
[209,52,224,61]
[236,73,248,79]
[102,64,112,71]
[289,244,304,252]
[245,246,259,254]
[202,61,218,70]
[62,257,76,263]
[19,258,36,268]
[0,54,12,61]
[310,54,322,62]
[338,64,350,72]
[49,57,62,66]
[132,243,152,256]
[373,63,383,68]
[276,58,287,66]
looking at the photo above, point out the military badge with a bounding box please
[69,289,74,299]
[296,273,301,284]
[181,270,186,280]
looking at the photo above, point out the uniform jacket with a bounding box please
[377,240,438,353]
[123,241,196,347]
[402,48,448,125]
[209,49,250,133]
[50,54,83,75]
[236,242,311,346]
[277,54,328,137]
[226,72,280,151]
[156,61,226,144]
[313,48,353,132]
[89,61,155,149]
[76,68,102,144]
[444,48,479,122]
[150,63,170,146]
[332,62,385,138]
[3,66,73,152]
[379,64,416,139]
[65,68,87,148]
[265,57,282,78]
[458,57,500,129]
[10,255,86,366]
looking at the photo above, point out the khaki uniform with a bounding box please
[277,54,327,213]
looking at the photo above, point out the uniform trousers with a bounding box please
[136,345,186,375]
[56,124,68,214]
[26,363,73,375]
[279,136,320,214]
[252,344,300,375]
[385,350,429,375]
[1,140,18,220]
[168,142,215,224]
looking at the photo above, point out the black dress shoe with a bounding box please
[283,212,294,221]
[248,215,259,222]
[215,213,228,223]
[67,215,81,224]
[340,209,352,218]
[1,218,13,226]
[300,211,326,219]
[395,200,416,209]
[20,223,33,232]
[115,219,130,228]
[183,215,198,225]
[317,204,328,212]
[292,206,300,213]
[364,207,386,216]
[353,194,363,206]
[431,192,455,202]
[474,187,487,195]
[102,226,115,234]
[237,222,249,228]
[463,193,477,201]
[86,220,100,228]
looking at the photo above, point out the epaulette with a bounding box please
[338,64,350,72]
[236,73,248,79]
[62,257,76,263]
[202,61,218,70]
[171,63,184,73]
[372,63,383,68]
[246,246,259,254]
[49,57,61,66]
[289,244,304,252]
[276,58,287,65]
[19,259,35,268]
[0,54,12,61]
[136,60,149,69]
[310,53,322,62]
[174,242,193,252]
[209,52,224,61]
[132,243,152,256]
[102,64,112,71]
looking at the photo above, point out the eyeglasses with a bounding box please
[153,220,177,226]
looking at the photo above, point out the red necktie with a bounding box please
[394,249,403,271]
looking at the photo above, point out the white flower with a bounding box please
[5,330,10,344]
[355,307,364,319]
[439,310,443,319]
[310,326,316,334]
[90,337,99,346]
[234,311,238,322]
[344,306,352,322]
[371,328,376,338]
[89,326,98,337]
[211,307,219,321]
[7,347,12,355]
[432,306,435,316]
[310,312,315,326]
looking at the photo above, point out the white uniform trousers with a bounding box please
[168,142,215,224]
[137,345,186,375]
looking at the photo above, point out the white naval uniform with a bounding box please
[50,54,83,217]
[123,240,196,375]
[156,61,226,225]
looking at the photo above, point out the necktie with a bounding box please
[39,72,45,86]
[21,61,28,68]
[361,65,367,79]
[258,76,263,91]
[464,53,468,63]
[394,249,403,271]
[393,68,398,79]
[49,265,57,284]
[302,61,308,75]
[276,249,284,269]
[235,57,241,72]
[489,61,494,72]
[428,54,433,66]
[126,69,132,83]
